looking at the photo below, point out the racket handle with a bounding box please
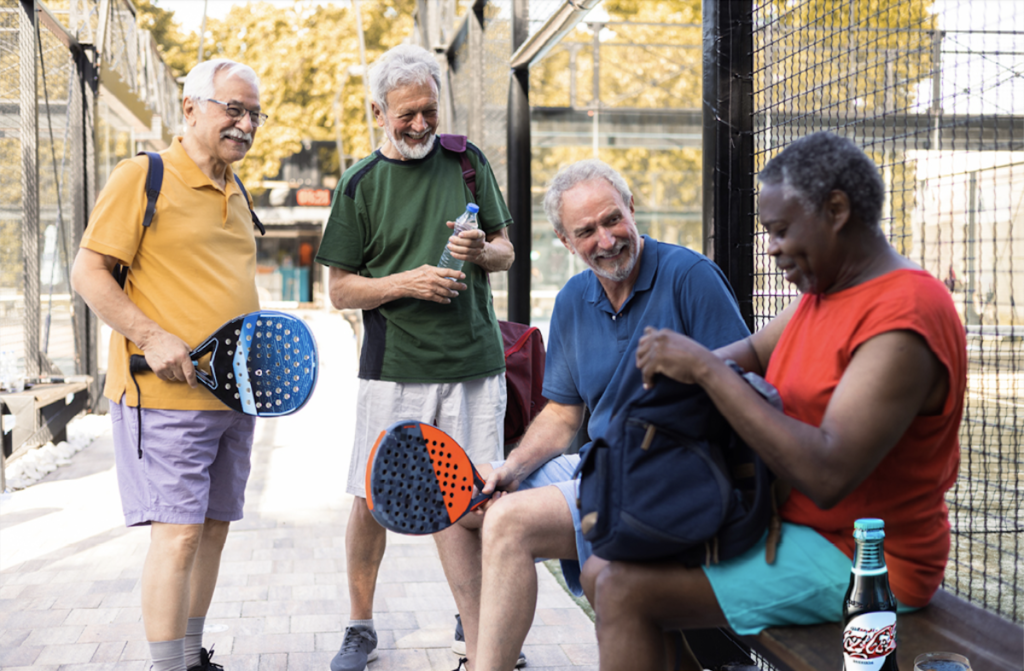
[129,354,152,373]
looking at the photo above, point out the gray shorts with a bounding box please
[347,375,506,498]
[111,397,256,527]
[511,453,588,597]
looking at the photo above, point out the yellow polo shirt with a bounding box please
[81,137,260,410]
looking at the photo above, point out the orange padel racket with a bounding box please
[365,420,490,535]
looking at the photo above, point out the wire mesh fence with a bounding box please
[1,0,83,382]
[751,0,1023,623]
[1,0,29,379]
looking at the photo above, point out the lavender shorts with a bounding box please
[110,397,256,527]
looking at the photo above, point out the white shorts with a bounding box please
[346,374,506,498]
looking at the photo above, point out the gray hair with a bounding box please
[369,44,442,112]
[183,59,260,112]
[543,159,633,235]
[759,131,885,228]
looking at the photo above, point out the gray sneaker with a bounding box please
[452,614,527,668]
[331,626,379,671]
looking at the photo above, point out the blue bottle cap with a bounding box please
[466,203,480,213]
[854,518,885,530]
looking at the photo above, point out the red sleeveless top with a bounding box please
[768,269,967,607]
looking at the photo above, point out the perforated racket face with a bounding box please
[203,311,318,417]
[366,421,479,535]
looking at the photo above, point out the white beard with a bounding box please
[385,125,435,160]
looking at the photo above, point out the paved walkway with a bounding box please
[0,310,598,671]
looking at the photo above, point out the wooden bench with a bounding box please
[0,378,92,490]
[740,589,1023,671]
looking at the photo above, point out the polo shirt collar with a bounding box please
[584,235,659,311]
[168,136,239,194]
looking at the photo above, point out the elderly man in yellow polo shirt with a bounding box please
[71,58,266,671]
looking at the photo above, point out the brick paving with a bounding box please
[0,310,597,671]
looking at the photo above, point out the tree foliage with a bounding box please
[137,0,415,185]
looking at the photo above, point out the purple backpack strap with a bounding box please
[437,133,477,199]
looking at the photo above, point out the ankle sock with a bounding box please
[348,618,374,632]
[150,638,186,671]
[184,617,205,668]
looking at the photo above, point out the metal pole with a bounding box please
[506,0,531,325]
[20,0,41,380]
[591,23,601,157]
[702,0,755,331]
[334,73,350,175]
[352,0,376,150]
[197,0,208,63]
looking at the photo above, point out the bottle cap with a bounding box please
[854,518,885,531]
[466,203,480,213]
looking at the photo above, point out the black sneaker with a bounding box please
[187,646,223,671]
[452,614,527,668]
[330,626,379,671]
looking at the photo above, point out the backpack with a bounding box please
[437,134,548,447]
[500,320,547,447]
[576,360,786,566]
[114,151,265,287]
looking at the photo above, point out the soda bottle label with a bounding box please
[842,611,897,670]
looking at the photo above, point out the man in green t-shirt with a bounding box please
[314,44,515,671]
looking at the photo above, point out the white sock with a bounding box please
[184,617,205,668]
[150,638,186,671]
[348,618,374,631]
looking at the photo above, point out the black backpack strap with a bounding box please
[233,174,266,235]
[116,151,163,288]
[437,133,477,200]
[138,151,163,228]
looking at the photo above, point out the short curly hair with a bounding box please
[759,132,885,228]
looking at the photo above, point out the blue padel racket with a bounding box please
[130,310,318,417]
[366,420,491,535]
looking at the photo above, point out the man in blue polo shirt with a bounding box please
[443,159,751,671]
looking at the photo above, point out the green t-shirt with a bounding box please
[315,141,511,383]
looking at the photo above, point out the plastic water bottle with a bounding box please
[437,203,480,273]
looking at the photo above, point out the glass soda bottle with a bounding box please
[437,203,480,273]
[843,518,898,670]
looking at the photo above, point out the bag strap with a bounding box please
[233,174,266,235]
[139,151,162,228]
[437,133,477,200]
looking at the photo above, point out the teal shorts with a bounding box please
[703,522,917,635]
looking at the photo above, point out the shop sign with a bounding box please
[296,188,332,206]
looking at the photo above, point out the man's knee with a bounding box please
[201,518,230,548]
[150,523,205,564]
[480,495,527,549]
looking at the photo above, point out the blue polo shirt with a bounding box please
[543,236,750,442]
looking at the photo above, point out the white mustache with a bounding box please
[221,129,252,142]
[405,129,431,140]
[595,241,628,260]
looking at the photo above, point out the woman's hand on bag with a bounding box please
[636,326,714,389]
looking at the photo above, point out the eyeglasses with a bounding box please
[206,98,269,127]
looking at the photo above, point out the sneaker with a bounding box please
[330,626,379,671]
[452,614,527,668]
[187,646,223,671]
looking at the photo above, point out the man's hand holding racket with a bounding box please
[136,327,197,387]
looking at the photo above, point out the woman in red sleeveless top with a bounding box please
[584,132,967,671]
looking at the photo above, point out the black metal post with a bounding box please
[702,0,755,331]
[506,0,531,325]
